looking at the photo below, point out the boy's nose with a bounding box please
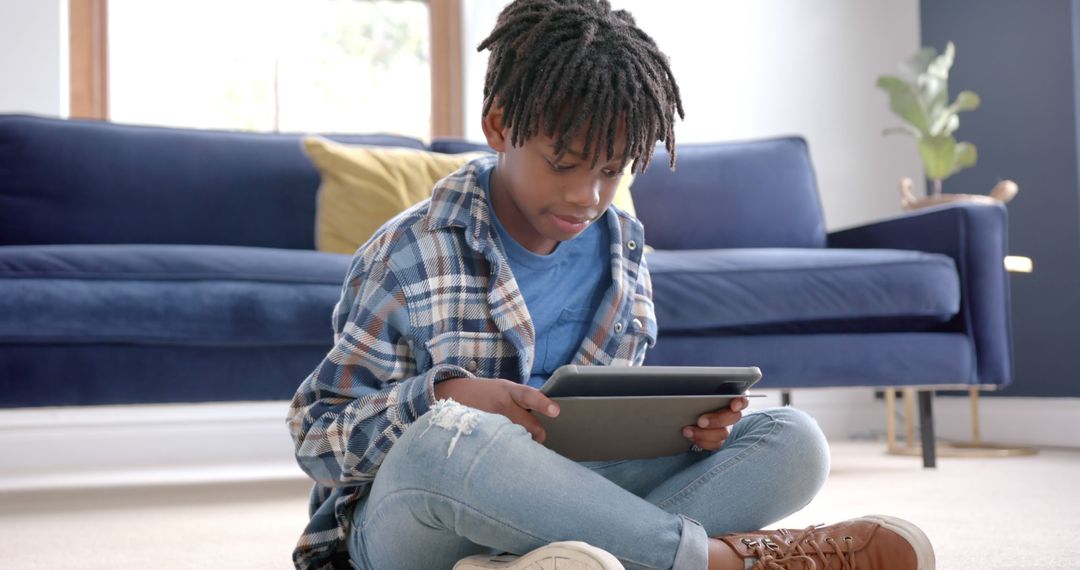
[564,180,601,209]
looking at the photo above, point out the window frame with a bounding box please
[429,0,463,138]
[69,0,109,120]
[69,0,464,138]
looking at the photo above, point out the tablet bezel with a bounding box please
[537,365,762,398]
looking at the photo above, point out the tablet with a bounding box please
[537,365,762,398]
[534,394,756,461]
[530,365,765,461]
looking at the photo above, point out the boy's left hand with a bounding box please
[682,397,749,451]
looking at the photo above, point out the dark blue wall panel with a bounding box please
[921,0,1080,396]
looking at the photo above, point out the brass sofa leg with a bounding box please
[887,386,1035,464]
[902,388,916,447]
[947,387,1037,457]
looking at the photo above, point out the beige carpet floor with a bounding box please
[1,441,1077,569]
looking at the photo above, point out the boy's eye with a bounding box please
[602,168,620,178]
[548,159,576,172]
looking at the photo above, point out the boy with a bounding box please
[288,1,935,569]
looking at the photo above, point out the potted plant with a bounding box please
[877,41,1017,210]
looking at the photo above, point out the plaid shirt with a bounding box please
[286,155,657,569]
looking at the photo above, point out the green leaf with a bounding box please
[919,135,957,181]
[924,88,976,138]
[953,141,978,172]
[941,114,960,136]
[921,42,955,117]
[927,91,978,136]
[928,108,960,136]
[950,90,981,113]
[882,125,921,138]
[877,76,931,135]
[926,41,955,80]
[919,135,978,181]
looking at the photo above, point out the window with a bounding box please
[105,0,431,138]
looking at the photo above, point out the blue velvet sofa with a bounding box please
[0,114,1012,466]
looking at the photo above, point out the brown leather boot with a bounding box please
[714,515,934,569]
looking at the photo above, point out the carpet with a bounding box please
[1,441,1076,569]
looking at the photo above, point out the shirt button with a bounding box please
[632,318,643,330]
[627,240,638,251]
[614,322,625,334]
[466,360,479,373]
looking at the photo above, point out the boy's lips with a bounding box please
[550,213,593,234]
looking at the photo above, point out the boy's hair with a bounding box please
[478,0,685,172]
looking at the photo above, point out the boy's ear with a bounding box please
[481,106,511,152]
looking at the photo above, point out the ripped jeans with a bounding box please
[346,401,830,570]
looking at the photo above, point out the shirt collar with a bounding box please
[425,155,493,231]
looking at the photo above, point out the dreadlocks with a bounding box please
[477,0,685,172]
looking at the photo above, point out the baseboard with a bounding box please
[753,388,888,441]
[2,393,1075,492]
[756,389,1080,448]
[930,395,1080,449]
[0,401,306,492]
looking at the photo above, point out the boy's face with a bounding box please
[481,107,628,256]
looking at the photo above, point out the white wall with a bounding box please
[0,0,68,117]
[462,0,925,229]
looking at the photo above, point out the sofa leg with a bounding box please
[918,390,936,468]
[885,388,897,451]
[781,390,792,407]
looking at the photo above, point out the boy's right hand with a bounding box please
[434,378,560,443]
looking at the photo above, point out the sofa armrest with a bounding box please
[827,202,1012,386]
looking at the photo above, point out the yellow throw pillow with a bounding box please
[303,136,638,255]
[304,137,485,254]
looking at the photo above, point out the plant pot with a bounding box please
[899,178,1018,211]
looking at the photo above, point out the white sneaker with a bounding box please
[452,541,625,570]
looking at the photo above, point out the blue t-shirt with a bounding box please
[478,165,612,388]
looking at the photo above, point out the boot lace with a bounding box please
[746,525,858,570]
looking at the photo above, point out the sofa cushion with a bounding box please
[0,244,350,345]
[631,137,826,249]
[644,332,975,388]
[647,248,959,334]
[0,114,425,249]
